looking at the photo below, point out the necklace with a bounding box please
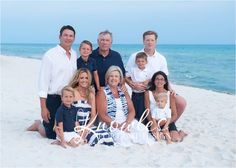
[112,91,117,94]
[110,88,119,98]
[77,87,87,98]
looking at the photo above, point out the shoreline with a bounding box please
[1,55,236,167]
[1,54,234,95]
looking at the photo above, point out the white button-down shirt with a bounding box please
[126,66,152,93]
[38,45,77,98]
[126,49,169,77]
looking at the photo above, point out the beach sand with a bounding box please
[1,55,236,167]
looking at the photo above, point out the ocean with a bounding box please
[1,43,235,94]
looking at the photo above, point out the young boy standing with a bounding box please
[77,40,101,91]
[126,52,152,123]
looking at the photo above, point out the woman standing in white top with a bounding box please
[96,66,151,147]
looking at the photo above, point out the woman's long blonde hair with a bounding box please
[69,68,92,103]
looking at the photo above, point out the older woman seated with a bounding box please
[96,66,152,147]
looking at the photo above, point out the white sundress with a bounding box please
[109,98,151,147]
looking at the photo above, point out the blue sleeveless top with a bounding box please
[103,85,128,120]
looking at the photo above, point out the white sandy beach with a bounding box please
[0,55,236,167]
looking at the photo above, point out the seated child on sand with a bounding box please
[52,86,87,148]
[151,92,172,144]
[27,86,86,148]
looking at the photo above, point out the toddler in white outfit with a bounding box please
[151,92,172,144]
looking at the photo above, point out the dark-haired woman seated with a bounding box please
[144,71,187,142]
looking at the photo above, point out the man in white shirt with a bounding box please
[126,30,186,124]
[38,25,77,139]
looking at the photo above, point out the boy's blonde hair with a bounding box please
[61,86,75,97]
[79,40,93,50]
[154,92,168,102]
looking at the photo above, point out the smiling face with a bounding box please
[107,70,121,87]
[80,43,92,60]
[156,97,167,109]
[78,72,90,88]
[59,29,75,49]
[143,34,157,52]
[154,74,166,89]
[61,90,74,107]
[136,57,147,70]
[98,33,112,52]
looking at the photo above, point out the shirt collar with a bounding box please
[81,57,89,63]
[62,103,73,110]
[137,66,148,72]
[142,49,158,57]
[96,47,111,58]
[57,45,72,55]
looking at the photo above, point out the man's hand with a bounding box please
[41,107,51,123]
[170,89,176,97]
[133,82,146,91]
[126,77,146,91]
[40,98,51,123]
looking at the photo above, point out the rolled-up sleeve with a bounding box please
[38,55,52,98]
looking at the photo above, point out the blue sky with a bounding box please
[1,0,235,44]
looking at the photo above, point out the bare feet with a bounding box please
[170,130,188,142]
[166,139,172,144]
[159,132,165,140]
[153,131,161,141]
[170,130,181,142]
[26,120,41,131]
[51,140,67,148]
[179,130,188,142]
[163,130,172,144]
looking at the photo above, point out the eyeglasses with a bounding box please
[155,78,165,81]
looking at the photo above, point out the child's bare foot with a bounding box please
[163,130,172,144]
[51,140,67,148]
[26,120,41,131]
[51,140,61,145]
[166,139,172,144]
[160,132,165,140]
[154,132,161,141]
[68,141,80,148]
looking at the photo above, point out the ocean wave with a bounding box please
[184,74,197,79]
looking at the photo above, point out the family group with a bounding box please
[27,25,187,148]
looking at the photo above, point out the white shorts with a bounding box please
[57,132,81,143]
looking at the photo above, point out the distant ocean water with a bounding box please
[1,43,235,94]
